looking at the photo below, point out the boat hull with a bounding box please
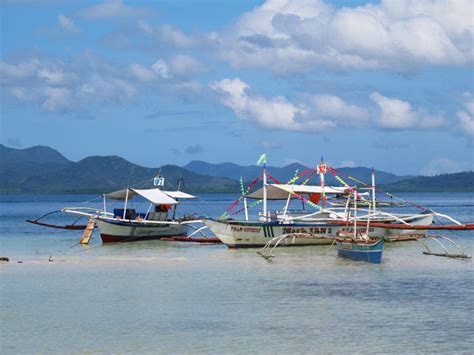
[203,215,431,248]
[203,219,387,248]
[337,238,384,263]
[95,218,188,243]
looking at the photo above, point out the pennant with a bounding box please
[256,154,267,166]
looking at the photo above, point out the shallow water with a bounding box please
[1,193,473,353]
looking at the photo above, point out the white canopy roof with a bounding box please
[247,184,349,200]
[105,188,178,205]
[163,191,196,199]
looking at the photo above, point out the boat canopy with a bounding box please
[105,188,178,205]
[163,191,196,199]
[247,184,349,200]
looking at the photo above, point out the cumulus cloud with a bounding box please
[210,77,340,132]
[156,24,195,48]
[136,21,196,48]
[168,55,205,77]
[0,53,206,114]
[310,94,369,126]
[150,55,204,79]
[58,14,80,34]
[1,56,137,113]
[217,0,473,73]
[41,87,71,113]
[210,77,326,132]
[151,60,171,79]
[211,77,448,133]
[129,63,156,82]
[77,0,151,20]
[370,92,444,129]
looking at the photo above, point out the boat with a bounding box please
[203,158,435,248]
[336,189,384,264]
[336,237,384,263]
[204,157,473,249]
[61,188,206,243]
[28,175,218,244]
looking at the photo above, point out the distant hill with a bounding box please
[381,171,474,192]
[0,145,472,193]
[0,146,238,194]
[184,160,411,185]
[0,144,71,165]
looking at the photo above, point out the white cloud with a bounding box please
[370,92,444,129]
[211,78,448,134]
[210,77,335,132]
[311,94,369,126]
[58,14,80,34]
[129,63,156,82]
[421,158,473,175]
[37,67,75,85]
[169,55,204,77]
[41,87,71,113]
[1,54,206,114]
[0,59,41,80]
[1,57,138,113]
[157,24,195,48]
[78,0,151,20]
[137,20,153,35]
[151,60,171,79]
[217,0,473,73]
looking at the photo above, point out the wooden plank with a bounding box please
[80,219,96,245]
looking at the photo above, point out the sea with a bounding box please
[1,193,473,354]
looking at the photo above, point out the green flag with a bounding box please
[256,154,267,166]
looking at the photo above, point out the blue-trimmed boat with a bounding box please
[336,237,384,264]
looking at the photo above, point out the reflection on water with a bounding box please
[0,193,473,353]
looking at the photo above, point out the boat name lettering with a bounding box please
[231,226,261,233]
[282,227,332,234]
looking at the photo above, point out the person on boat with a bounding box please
[155,204,171,213]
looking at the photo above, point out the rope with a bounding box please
[218,176,261,219]
[266,173,321,210]
[329,166,430,212]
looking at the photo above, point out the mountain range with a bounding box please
[0,144,473,193]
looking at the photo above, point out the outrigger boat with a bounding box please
[28,177,219,244]
[335,189,384,264]
[204,156,473,249]
[62,188,204,243]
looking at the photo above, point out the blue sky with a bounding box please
[1,0,473,175]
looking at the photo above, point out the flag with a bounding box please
[256,154,267,166]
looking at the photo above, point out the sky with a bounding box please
[1,0,473,175]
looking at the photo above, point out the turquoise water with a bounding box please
[1,193,473,353]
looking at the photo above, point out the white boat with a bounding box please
[63,188,202,243]
[203,160,436,248]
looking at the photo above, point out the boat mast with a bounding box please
[371,168,376,212]
[353,189,357,240]
[319,157,326,210]
[123,188,129,220]
[257,153,268,221]
[263,164,268,221]
[244,197,249,221]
